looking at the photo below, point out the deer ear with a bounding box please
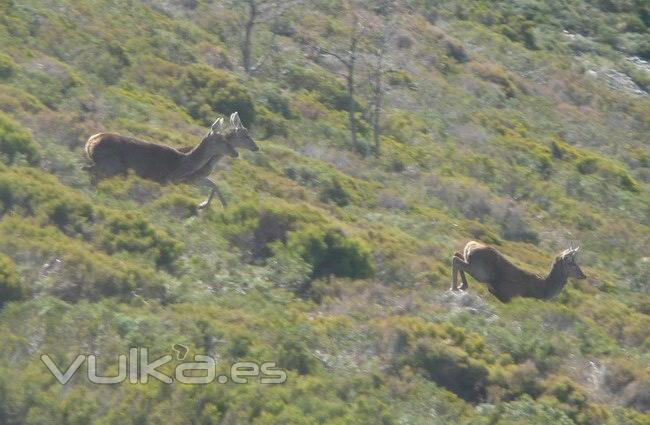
[230,112,242,129]
[211,117,224,132]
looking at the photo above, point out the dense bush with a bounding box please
[552,139,640,192]
[216,202,372,280]
[173,64,255,126]
[0,218,167,302]
[252,209,297,259]
[0,167,91,232]
[0,113,39,165]
[0,253,23,306]
[0,54,16,79]
[276,331,319,375]
[283,65,362,111]
[384,317,498,402]
[411,340,490,402]
[319,176,350,206]
[254,105,288,138]
[99,212,182,269]
[285,225,373,279]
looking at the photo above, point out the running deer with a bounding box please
[175,112,259,208]
[451,241,586,303]
[84,112,256,208]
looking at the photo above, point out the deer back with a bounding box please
[85,133,185,182]
[465,243,543,300]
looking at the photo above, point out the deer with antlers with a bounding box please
[451,241,586,302]
[174,113,259,208]
[84,112,258,208]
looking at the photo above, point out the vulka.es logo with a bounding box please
[41,347,287,385]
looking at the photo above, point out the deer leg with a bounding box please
[82,164,100,185]
[454,252,470,290]
[451,253,471,291]
[197,177,227,209]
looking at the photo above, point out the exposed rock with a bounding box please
[602,69,647,96]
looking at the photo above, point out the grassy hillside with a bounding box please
[0,0,648,423]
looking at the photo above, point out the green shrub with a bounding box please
[498,18,537,49]
[0,113,39,165]
[498,207,539,244]
[0,54,16,79]
[0,167,92,234]
[319,176,350,206]
[39,197,94,236]
[0,253,24,306]
[152,193,198,219]
[444,37,469,62]
[603,358,637,393]
[382,111,429,144]
[0,85,45,115]
[385,70,414,87]
[254,105,288,138]
[0,217,166,302]
[411,340,490,402]
[553,139,639,192]
[174,64,255,126]
[575,156,640,192]
[252,209,297,259]
[487,396,576,424]
[541,375,595,424]
[99,212,182,269]
[286,225,373,279]
[261,87,295,119]
[384,317,495,402]
[18,59,82,109]
[490,360,543,401]
[576,157,598,175]
[469,62,524,98]
[215,201,325,261]
[283,65,361,111]
[267,248,313,294]
[276,330,319,375]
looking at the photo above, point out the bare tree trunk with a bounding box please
[242,0,257,73]
[347,35,358,150]
[315,12,362,153]
[371,40,384,157]
[371,0,394,157]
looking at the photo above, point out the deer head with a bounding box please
[558,246,586,280]
[205,117,238,158]
[226,112,259,152]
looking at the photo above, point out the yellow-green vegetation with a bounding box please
[0,0,648,423]
[0,253,23,305]
[0,112,39,165]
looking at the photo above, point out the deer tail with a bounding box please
[85,133,103,162]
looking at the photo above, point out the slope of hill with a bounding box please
[0,0,648,423]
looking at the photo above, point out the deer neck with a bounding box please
[186,135,217,160]
[221,130,237,148]
[183,133,229,165]
[537,259,568,299]
[167,135,221,182]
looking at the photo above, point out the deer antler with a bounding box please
[561,245,580,258]
[209,117,224,135]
